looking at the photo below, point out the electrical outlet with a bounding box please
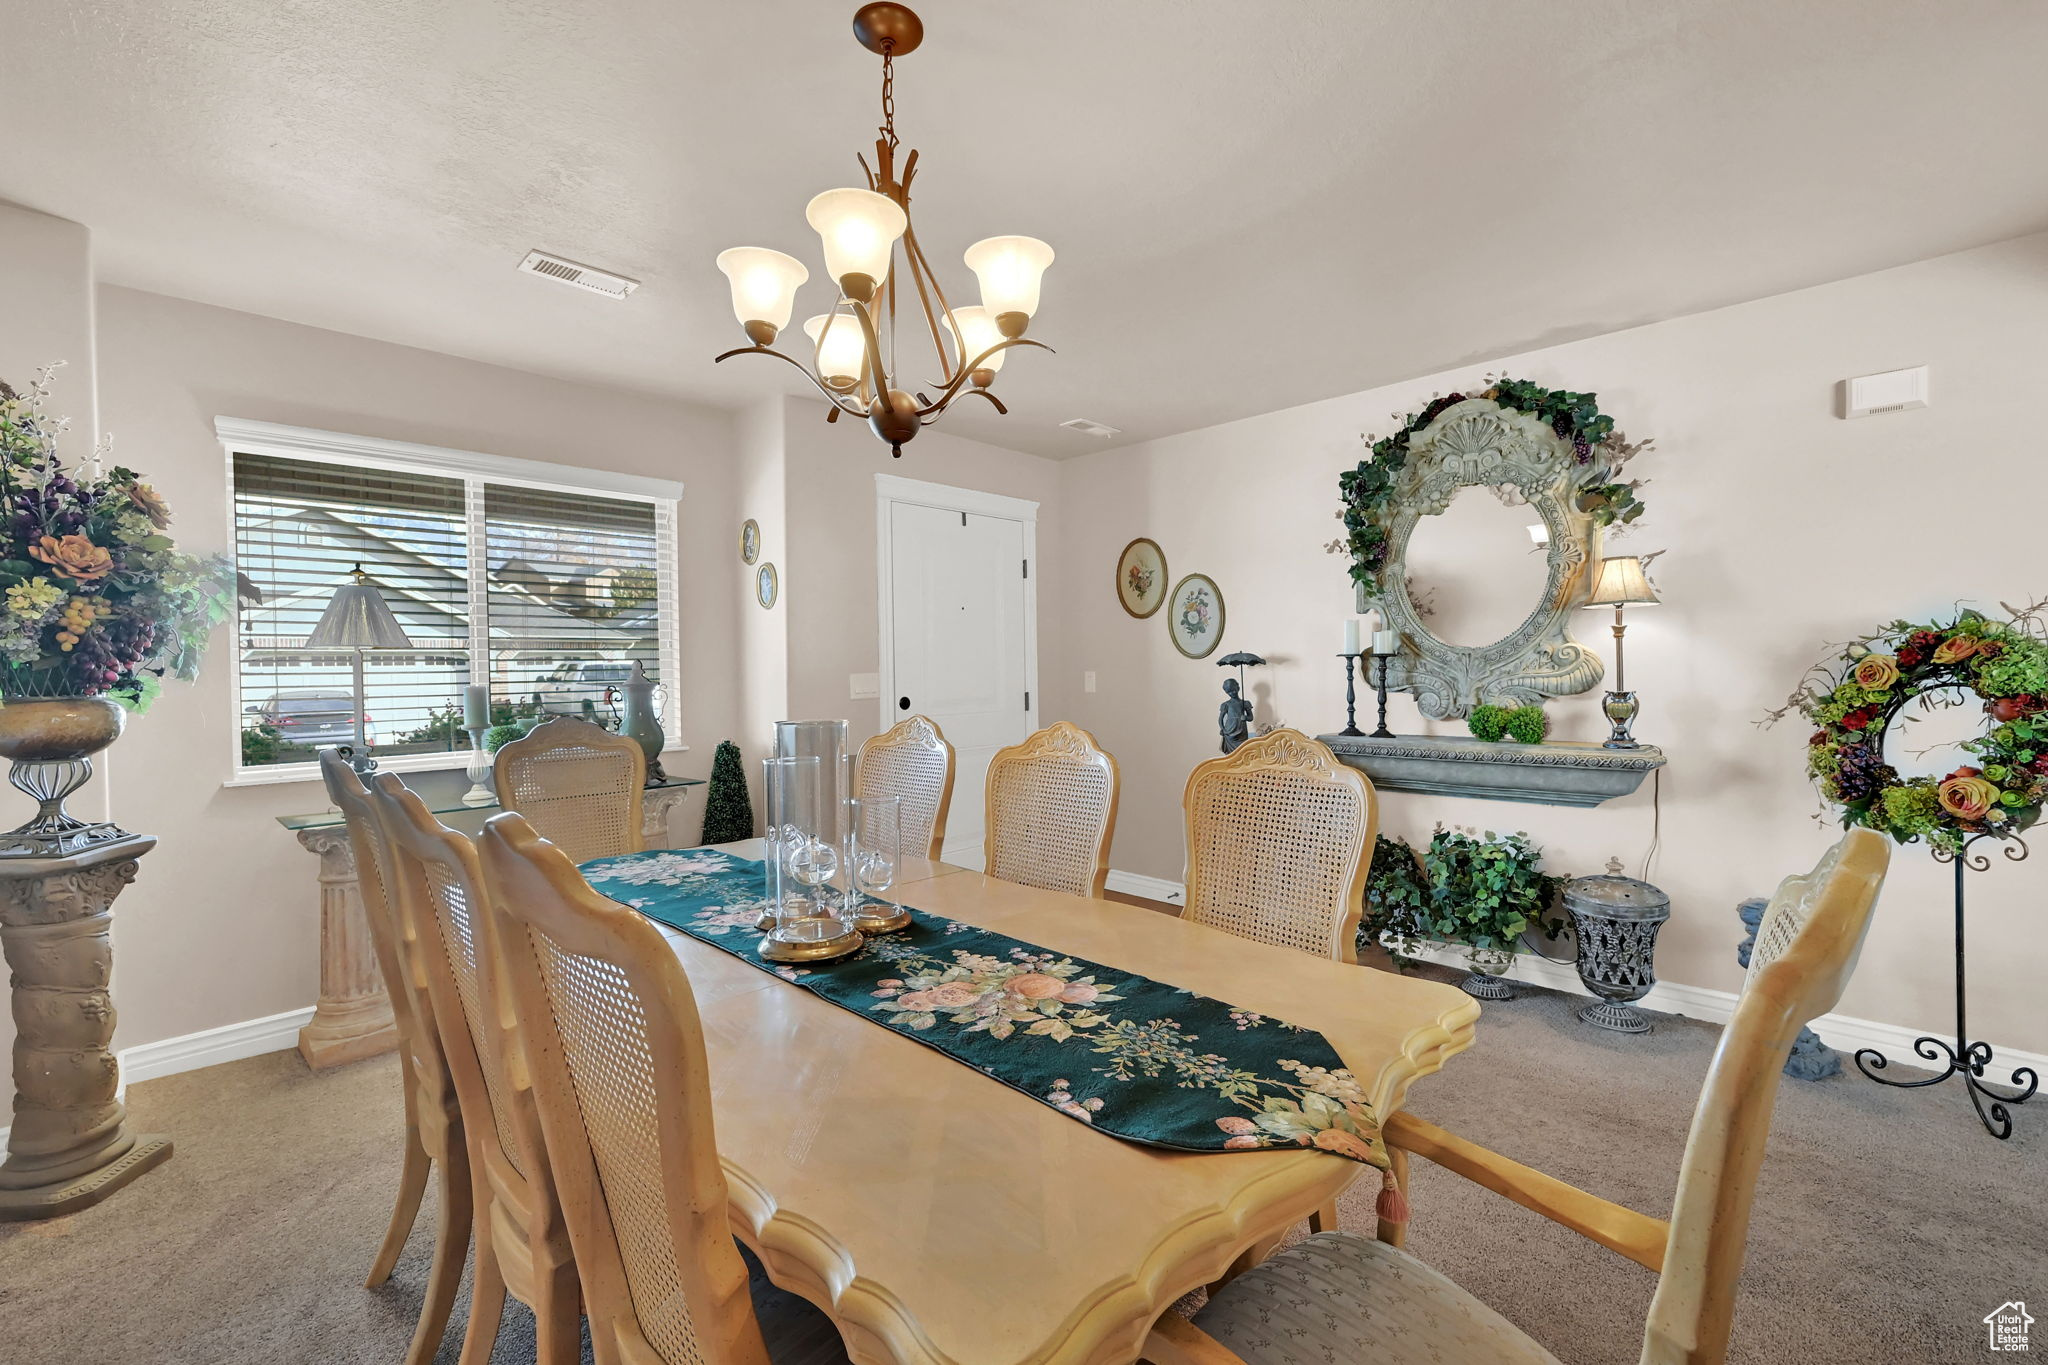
[848,672,880,700]
[1084,671,1097,694]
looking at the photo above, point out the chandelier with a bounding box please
[713,3,1054,457]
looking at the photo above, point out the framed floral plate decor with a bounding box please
[1168,573,1225,659]
[1767,599,2048,854]
[755,562,779,610]
[1116,537,1168,619]
[740,518,760,565]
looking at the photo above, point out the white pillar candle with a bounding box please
[463,684,491,730]
[1373,629,1400,655]
[1343,618,1360,655]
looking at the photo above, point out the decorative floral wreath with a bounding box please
[1768,601,2048,854]
[1332,375,1653,598]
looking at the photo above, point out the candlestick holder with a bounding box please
[461,725,495,806]
[1370,653,1396,739]
[1337,653,1365,737]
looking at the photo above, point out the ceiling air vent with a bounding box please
[517,250,639,299]
[1059,417,1121,439]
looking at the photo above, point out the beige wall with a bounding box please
[1052,229,2048,1054]
[88,285,747,1078]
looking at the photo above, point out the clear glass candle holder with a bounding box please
[847,794,909,933]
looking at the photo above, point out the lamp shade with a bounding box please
[305,567,413,649]
[963,235,1053,319]
[943,305,1006,375]
[803,312,867,389]
[1582,555,1660,608]
[716,247,809,336]
[805,188,906,294]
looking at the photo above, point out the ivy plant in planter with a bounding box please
[1358,834,1433,967]
[1422,826,1567,980]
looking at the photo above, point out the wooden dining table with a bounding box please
[653,840,1482,1365]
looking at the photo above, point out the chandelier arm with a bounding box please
[714,344,869,416]
[849,297,894,395]
[912,337,1054,415]
[900,221,965,386]
[934,386,1009,418]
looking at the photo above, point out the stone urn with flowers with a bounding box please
[0,366,230,854]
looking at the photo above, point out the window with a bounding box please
[222,420,680,781]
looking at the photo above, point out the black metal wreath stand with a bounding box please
[1854,831,2037,1139]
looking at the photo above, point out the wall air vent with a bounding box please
[517,250,640,299]
[1059,417,1122,439]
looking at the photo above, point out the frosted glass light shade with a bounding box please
[716,247,808,335]
[944,305,1007,375]
[963,235,1054,319]
[1582,555,1660,607]
[805,188,906,294]
[803,313,868,389]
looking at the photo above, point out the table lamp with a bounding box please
[1581,555,1659,749]
[305,564,412,774]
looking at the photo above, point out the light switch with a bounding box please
[1083,671,1097,694]
[849,672,880,700]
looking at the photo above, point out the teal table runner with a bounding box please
[582,847,1405,1213]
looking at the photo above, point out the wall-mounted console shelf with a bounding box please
[1319,734,1664,808]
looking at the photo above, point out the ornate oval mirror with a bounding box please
[1403,486,1551,649]
[1352,398,1606,718]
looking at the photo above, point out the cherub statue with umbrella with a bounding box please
[1216,651,1266,753]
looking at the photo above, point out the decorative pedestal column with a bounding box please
[289,783,696,1070]
[0,834,170,1220]
[293,825,400,1070]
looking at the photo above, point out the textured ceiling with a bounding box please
[5,1,2047,457]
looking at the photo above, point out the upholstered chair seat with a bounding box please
[1192,1232,1564,1365]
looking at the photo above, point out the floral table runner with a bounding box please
[582,847,1406,1213]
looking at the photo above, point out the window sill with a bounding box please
[222,741,690,790]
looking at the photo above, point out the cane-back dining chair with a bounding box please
[493,715,647,863]
[1142,828,1893,1365]
[476,811,854,1364]
[369,774,581,1365]
[856,714,955,861]
[1180,728,1377,963]
[983,721,1120,897]
[319,754,469,1365]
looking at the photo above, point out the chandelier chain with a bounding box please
[879,47,899,154]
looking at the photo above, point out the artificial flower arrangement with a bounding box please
[1767,599,2048,853]
[1331,375,1654,599]
[0,366,231,708]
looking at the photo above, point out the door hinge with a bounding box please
[1025,690,1031,710]
[961,511,968,526]
[1022,558,1029,579]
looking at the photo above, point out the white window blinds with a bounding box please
[230,449,676,775]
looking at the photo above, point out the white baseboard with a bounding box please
[1105,869,1185,905]
[118,1006,316,1086]
[1103,869,2048,1079]
[0,1005,313,1161]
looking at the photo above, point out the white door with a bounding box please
[881,489,1035,868]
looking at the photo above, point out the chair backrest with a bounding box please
[1639,828,1890,1365]
[1180,728,1377,962]
[856,714,955,861]
[983,721,1120,898]
[370,773,553,1199]
[478,811,772,1365]
[493,716,648,863]
[318,752,446,1089]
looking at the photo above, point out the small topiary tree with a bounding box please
[699,739,754,844]
[1466,703,1510,742]
[1503,704,1548,743]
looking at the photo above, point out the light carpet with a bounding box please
[1,972,2039,1364]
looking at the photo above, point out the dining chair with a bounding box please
[494,715,648,863]
[1180,728,1378,963]
[856,714,955,861]
[319,754,470,1365]
[983,720,1120,897]
[370,774,582,1365]
[475,810,855,1364]
[1142,827,1893,1365]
